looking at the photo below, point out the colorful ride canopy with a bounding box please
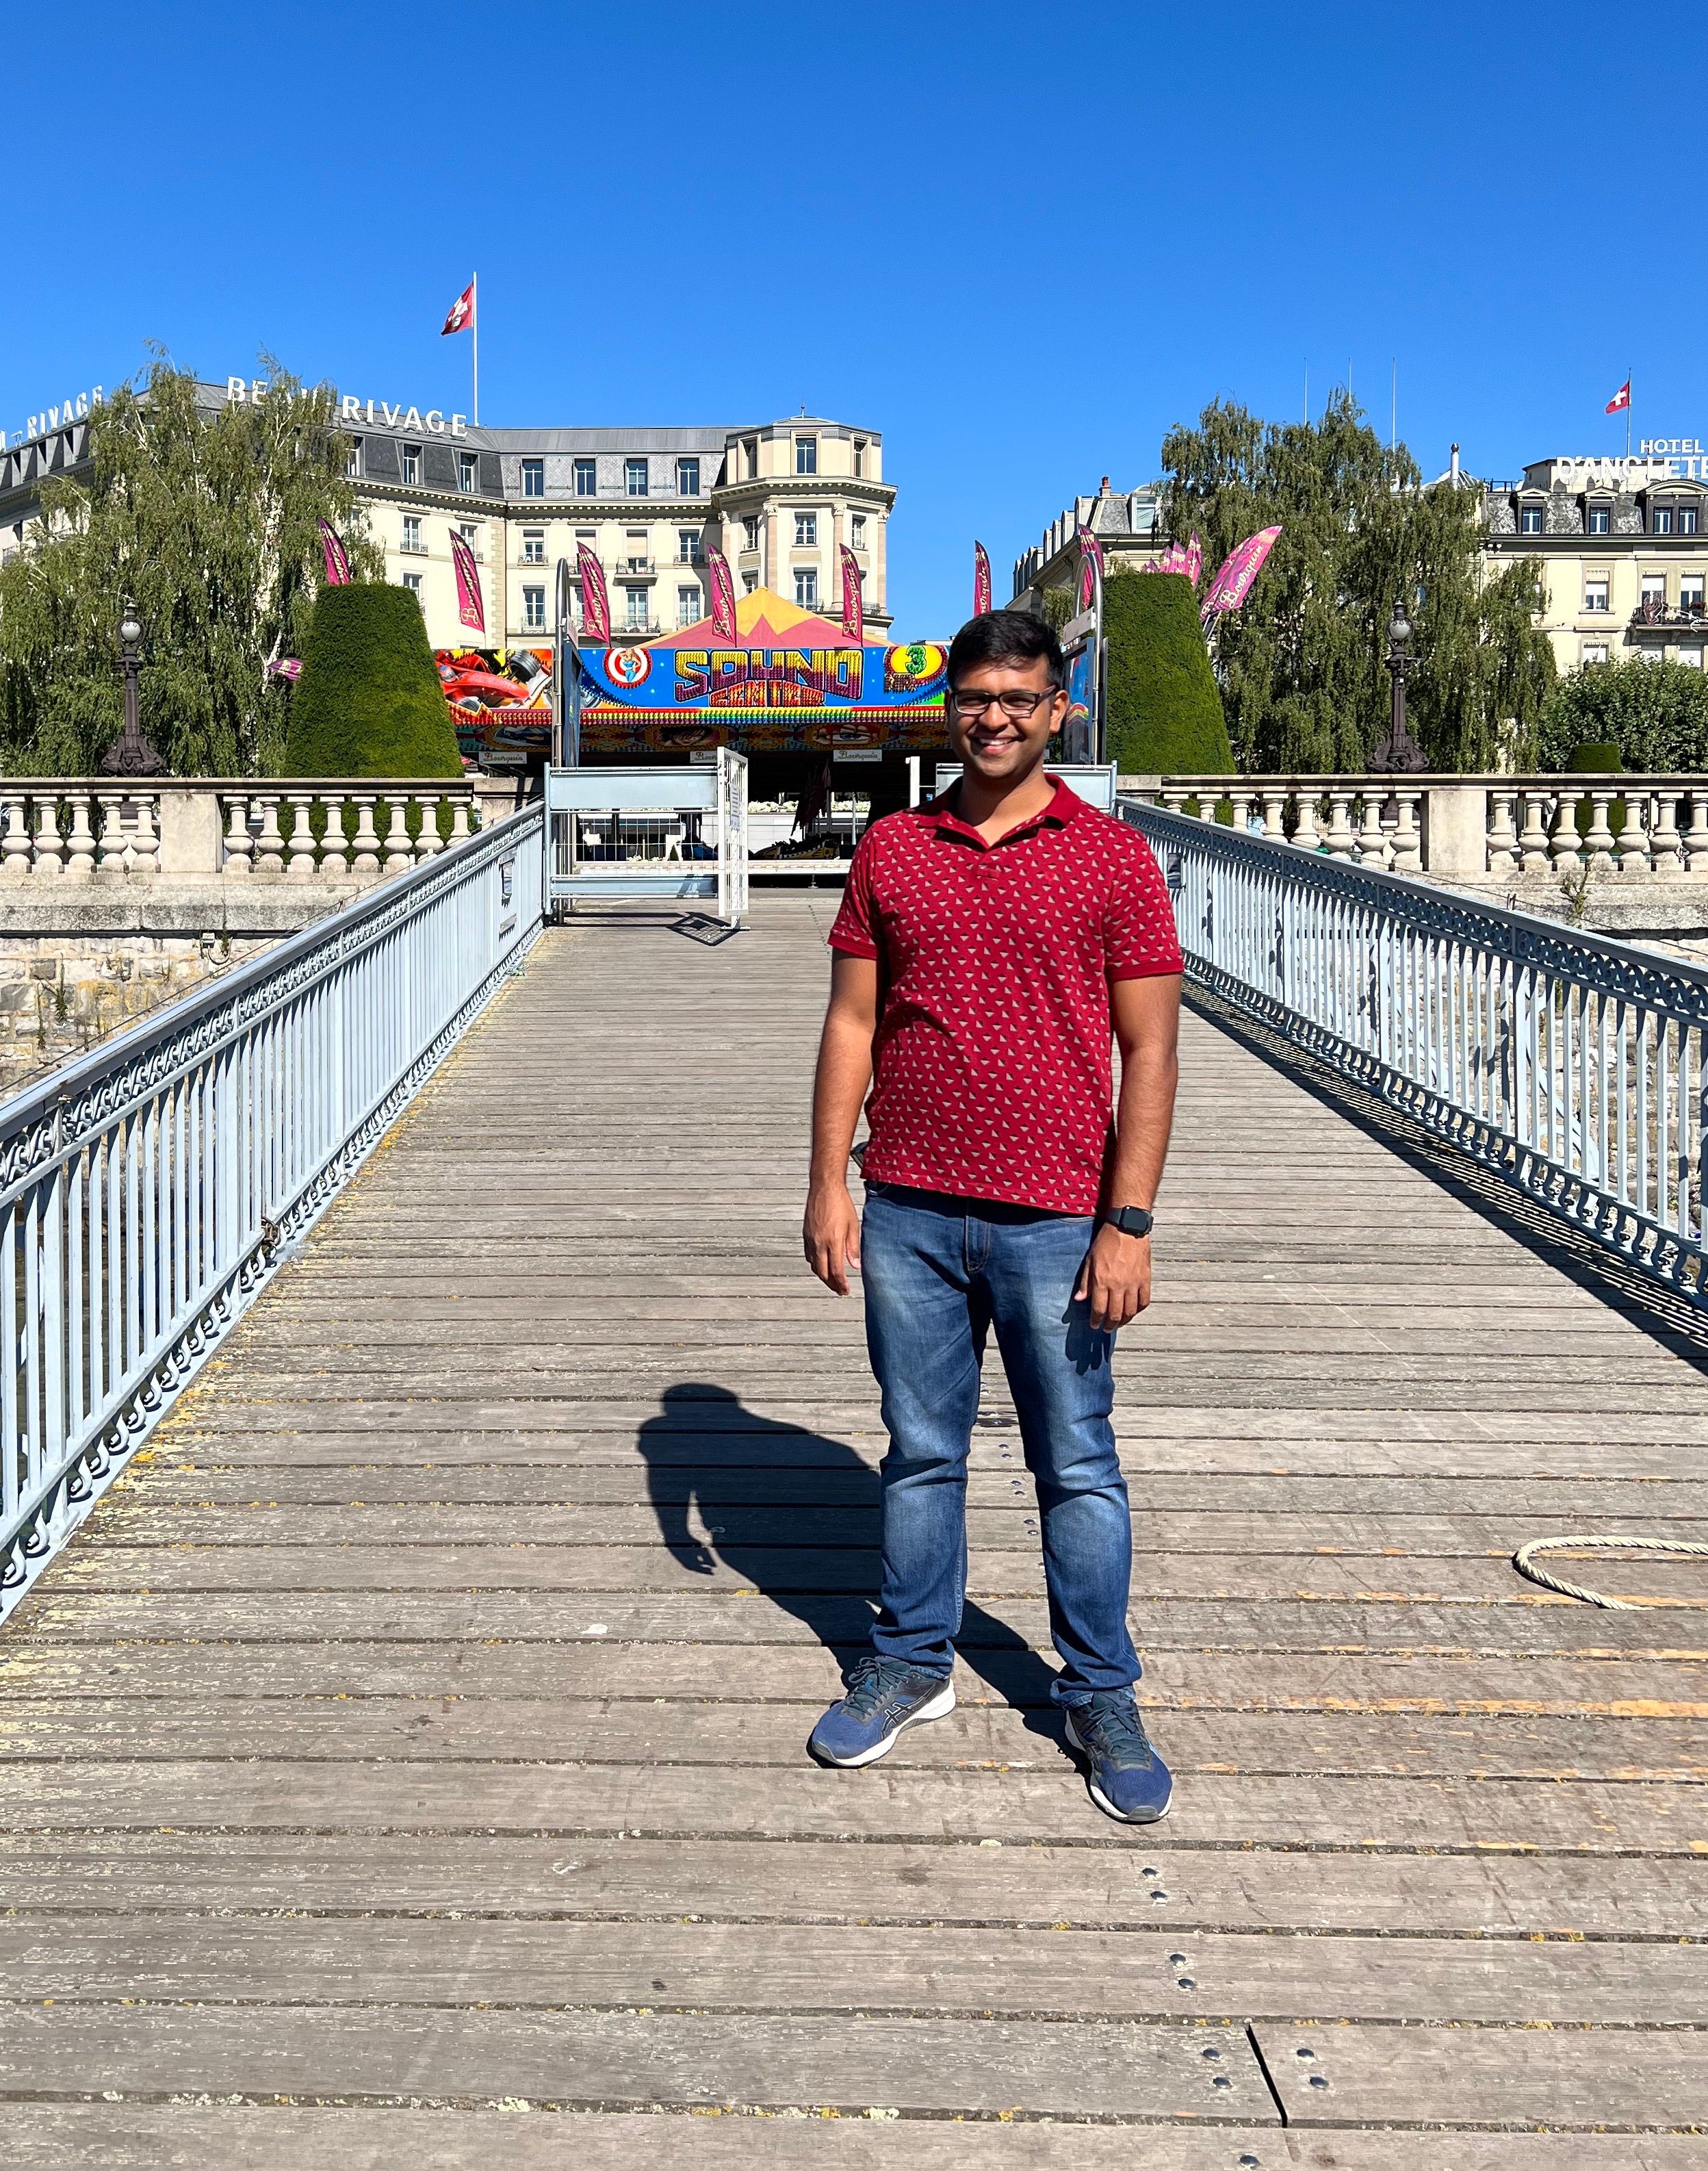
[439,587,948,765]
[581,587,946,756]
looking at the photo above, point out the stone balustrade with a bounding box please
[1123,774,1708,884]
[0,778,489,882]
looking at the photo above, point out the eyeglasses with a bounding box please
[948,687,1060,719]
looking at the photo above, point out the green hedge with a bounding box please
[1103,571,1232,773]
[284,584,463,778]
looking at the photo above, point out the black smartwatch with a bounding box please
[1103,1205,1154,1239]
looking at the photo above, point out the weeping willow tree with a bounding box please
[0,354,383,776]
[1162,394,1555,772]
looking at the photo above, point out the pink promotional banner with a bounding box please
[318,518,350,586]
[973,541,992,616]
[1202,526,1282,621]
[1077,527,1106,612]
[840,546,864,643]
[1185,532,1204,587]
[708,548,738,639]
[577,543,610,643]
[449,529,484,634]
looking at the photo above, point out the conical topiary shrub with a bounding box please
[1103,571,1233,774]
[284,583,463,778]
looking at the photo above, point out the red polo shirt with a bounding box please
[827,778,1183,1213]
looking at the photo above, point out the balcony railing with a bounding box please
[1631,599,1708,629]
[616,557,658,579]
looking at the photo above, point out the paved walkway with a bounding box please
[2,897,1705,2166]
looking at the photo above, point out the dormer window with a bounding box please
[1519,503,1544,535]
[1653,505,1675,535]
[1586,501,1610,535]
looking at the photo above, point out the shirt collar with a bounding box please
[921,774,1084,849]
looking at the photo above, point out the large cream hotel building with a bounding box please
[2,384,895,652]
[228,381,894,650]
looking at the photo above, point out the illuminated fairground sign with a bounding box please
[439,588,948,765]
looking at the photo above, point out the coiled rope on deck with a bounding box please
[1512,1535,1708,1610]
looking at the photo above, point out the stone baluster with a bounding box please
[1227,790,1254,836]
[32,796,65,877]
[1583,791,1617,871]
[251,793,285,875]
[1161,789,1189,816]
[348,793,383,876]
[285,791,319,878]
[318,792,354,875]
[413,794,444,860]
[1549,789,1582,871]
[1323,790,1358,859]
[1614,793,1651,874]
[380,799,414,877]
[1291,793,1322,852]
[128,791,159,874]
[1649,793,1683,877]
[60,791,96,877]
[91,789,127,874]
[1354,789,1387,867]
[0,791,31,877]
[1685,791,1708,873]
[1518,790,1553,875]
[1260,789,1288,840]
[1485,790,1518,875]
[222,795,253,875]
[1388,791,1423,873]
[445,793,472,846]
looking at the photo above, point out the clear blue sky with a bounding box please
[9,1,1702,638]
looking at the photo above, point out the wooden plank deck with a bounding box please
[2,894,1705,2166]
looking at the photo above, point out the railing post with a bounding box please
[1421,782,1488,877]
[155,788,224,877]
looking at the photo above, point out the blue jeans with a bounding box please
[859,1183,1139,1706]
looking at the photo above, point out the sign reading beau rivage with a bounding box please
[225,378,470,438]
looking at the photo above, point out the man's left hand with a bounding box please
[1075,1224,1152,1331]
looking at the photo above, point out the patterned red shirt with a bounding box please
[827,778,1183,1213]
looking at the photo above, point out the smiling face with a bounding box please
[945,654,1067,786]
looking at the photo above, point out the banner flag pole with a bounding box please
[473,274,480,427]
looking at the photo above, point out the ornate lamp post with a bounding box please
[100,600,166,777]
[1370,602,1425,773]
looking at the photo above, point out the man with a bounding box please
[801,610,1184,1824]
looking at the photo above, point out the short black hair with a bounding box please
[946,609,1065,692]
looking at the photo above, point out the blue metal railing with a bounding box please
[1124,799,1708,1303]
[0,804,544,1617]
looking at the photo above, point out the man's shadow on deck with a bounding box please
[636,1382,1066,1740]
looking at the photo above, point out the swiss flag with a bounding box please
[1605,378,1631,414]
[441,281,476,336]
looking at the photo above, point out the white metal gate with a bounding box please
[545,749,748,928]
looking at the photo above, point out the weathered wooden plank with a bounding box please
[4,1830,1700,1939]
[0,1760,1694,1852]
[0,1916,1697,2025]
[122,1464,1708,1521]
[0,2005,1277,2120]
[1252,2018,1708,2131]
[6,2107,1702,2171]
[6,1639,1702,1721]
[43,1541,1708,1605]
[11,1589,1698,1657]
[74,1503,1708,1557]
[5,1695,1698,1779]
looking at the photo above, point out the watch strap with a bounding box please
[1104,1205,1154,1239]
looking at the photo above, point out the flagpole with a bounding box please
[1626,365,1631,460]
[472,274,480,428]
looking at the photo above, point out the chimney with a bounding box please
[1449,444,1460,486]
[1100,475,1111,494]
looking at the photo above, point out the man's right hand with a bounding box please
[803,1179,862,1296]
